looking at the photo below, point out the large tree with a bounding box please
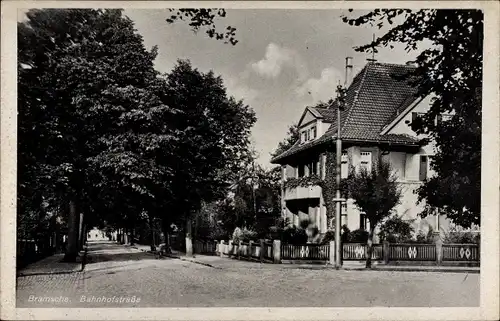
[161,60,256,255]
[18,9,163,261]
[342,9,482,227]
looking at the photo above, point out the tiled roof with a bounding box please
[271,62,422,164]
[309,107,336,122]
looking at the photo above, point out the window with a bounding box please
[298,164,305,177]
[301,131,307,143]
[309,161,318,176]
[300,126,318,143]
[311,126,317,139]
[360,213,367,231]
[437,114,453,126]
[411,112,425,132]
[419,155,428,181]
[360,151,372,172]
[341,151,348,178]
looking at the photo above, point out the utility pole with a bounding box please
[333,57,352,269]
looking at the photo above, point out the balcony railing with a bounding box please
[284,185,321,200]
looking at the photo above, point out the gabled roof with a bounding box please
[271,62,422,164]
[309,106,336,122]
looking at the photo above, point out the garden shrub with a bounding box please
[232,227,257,243]
[299,218,311,229]
[378,215,415,243]
[281,226,308,244]
[444,231,480,244]
[320,230,336,244]
[348,229,369,243]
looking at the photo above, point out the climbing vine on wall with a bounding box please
[283,144,350,233]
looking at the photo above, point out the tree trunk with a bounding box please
[365,224,376,269]
[78,213,84,250]
[80,224,87,249]
[185,217,193,257]
[150,217,156,251]
[63,200,79,262]
[123,227,128,244]
[130,227,135,245]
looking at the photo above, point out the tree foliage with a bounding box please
[342,9,482,228]
[166,9,238,45]
[270,123,299,159]
[17,9,254,260]
[346,158,402,268]
[215,165,282,238]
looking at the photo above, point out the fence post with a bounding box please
[273,239,281,264]
[249,240,253,259]
[435,238,443,266]
[259,239,264,262]
[229,240,233,257]
[237,240,241,260]
[220,240,224,257]
[383,240,390,264]
[329,241,335,265]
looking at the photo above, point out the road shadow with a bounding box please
[85,241,165,265]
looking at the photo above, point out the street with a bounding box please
[16,241,479,307]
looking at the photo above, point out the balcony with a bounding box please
[284,185,322,200]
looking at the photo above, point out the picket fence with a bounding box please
[200,240,480,266]
[215,240,274,262]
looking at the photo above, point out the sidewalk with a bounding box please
[17,251,85,276]
[125,243,480,273]
[163,253,481,273]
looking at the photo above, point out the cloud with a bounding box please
[223,76,259,104]
[251,43,307,80]
[296,67,343,103]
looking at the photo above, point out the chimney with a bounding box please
[344,57,353,87]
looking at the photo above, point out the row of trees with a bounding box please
[18,9,255,261]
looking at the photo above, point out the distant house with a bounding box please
[271,61,455,239]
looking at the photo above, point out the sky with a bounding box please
[21,8,423,167]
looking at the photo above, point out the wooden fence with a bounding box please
[193,240,218,255]
[281,244,330,261]
[197,239,480,266]
[342,243,384,261]
[389,243,436,261]
[215,240,274,262]
[442,244,480,262]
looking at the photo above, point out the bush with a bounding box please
[281,226,308,244]
[232,227,257,243]
[299,218,311,229]
[347,229,369,243]
[444,231,480,244]
[267,217,290,240]
[319,225,350,244]
[320,230,336,244]
[378,215,415,243]
[405,230,434,244]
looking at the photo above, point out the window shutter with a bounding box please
[419,155,428,181]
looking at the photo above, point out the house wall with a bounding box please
[300,110,316,126]
[285,165,295,179]
[388,95,433,137]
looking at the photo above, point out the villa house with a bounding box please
[271,61,454,240]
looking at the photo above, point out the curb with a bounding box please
[17,270,82,277]
[127,245,479,273]
[368,267,480,274]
